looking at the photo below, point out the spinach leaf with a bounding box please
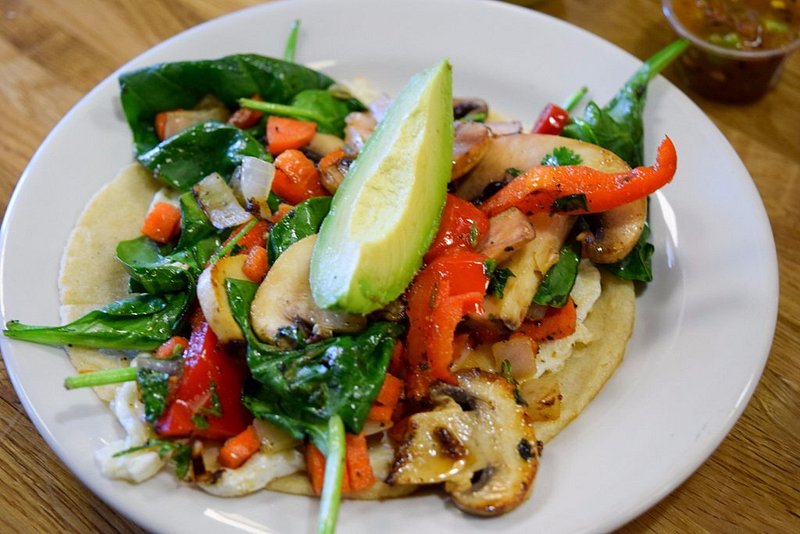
[4,292,190,350]
[534,243,581,307]
[562,39,689,168]
[176,192,217,250]
[138,122,269,191]
[484,259,515,299]
[116,234,220,295]
[605,223,655,282]
[116,237,193,294]
[119,54,338,154]
[541,146,583,166]
[239,88,364,137]
[227,278,401,435]
[267,196,331,264]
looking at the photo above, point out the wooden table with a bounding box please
[0,1,797,532]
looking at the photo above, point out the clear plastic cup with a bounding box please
[662,0,800,102]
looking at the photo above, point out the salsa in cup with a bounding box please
[662,0,800,101]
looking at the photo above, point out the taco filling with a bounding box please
[3,33,686,534]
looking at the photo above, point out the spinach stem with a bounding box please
[207,217,258,266]
[562,86,588,112]
[317,415,345,534]
[64,367,137,389]
[642,39,690,80]
[283,19,301,63]
[238,98,325,124]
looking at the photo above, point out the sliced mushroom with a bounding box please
[452,121,492,181]
[577,197,647,263]
[250,234,366,343]
[476,207,535,263]
[452,97,489,120]
[196,254,250,343]
[454,134,629,201]
[387,369,538,516]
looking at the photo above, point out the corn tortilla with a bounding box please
[57,156,636,495]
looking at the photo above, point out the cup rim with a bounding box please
[661,0,800,60]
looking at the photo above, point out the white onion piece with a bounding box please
[491,336,537,382]
[239,156,274,219]
[485,120,523,136]
[192,173,252,229]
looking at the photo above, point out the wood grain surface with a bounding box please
[1,1,798,532]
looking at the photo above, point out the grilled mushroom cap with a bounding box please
[387,369,538,516]
[578,197,647,264]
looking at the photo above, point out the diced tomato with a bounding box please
[155,320,251,440]
[272,149,329,205]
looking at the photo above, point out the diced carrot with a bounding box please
[318,148,346,170]
[388,340,405,377]
[267,116,317,156]
[219,425,261,469]
[272,149,329,205]
[155,336,190,359]
[345,434,375,492]
[517,297,577,343]
[306,443,326,496]
[269,201,294,224]
[141,202,181,244]
[155,112,169,141]
[220,219,268,253]
[367,404,394,424]
[228,94,264,129]
[306,443,351,496]
[237,220,269,250]
[375,374,403,408]
[242,245,268,282]
[387,416,409,443]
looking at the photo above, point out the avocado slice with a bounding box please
[310,60,454,313]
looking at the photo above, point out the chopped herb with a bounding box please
[192,413,210,430]
[461,111,487,123]
[500,359,528,407]
[484,259,515,299]
[112,439,192,479]
[551,194,588,213]
[137,368,170,423]
[505,167,523,178]
[197,382,222,418]
[468,223,479,248]
[541,146,583,166]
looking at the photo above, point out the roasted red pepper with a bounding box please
[156,320,251,440]
[481,136,677,217]
[532,103,570,135]
[405,249,488,403]
[425,194,489,262]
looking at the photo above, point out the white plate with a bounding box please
[0,0,778,532]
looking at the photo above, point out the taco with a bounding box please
[4,42,683,529]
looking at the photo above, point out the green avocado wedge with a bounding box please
[310,60,454,314]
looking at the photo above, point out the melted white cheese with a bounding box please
[94,380,166,483]
[535,259,602,377]
[199,450,303,497]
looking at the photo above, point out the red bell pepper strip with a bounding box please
[481,136,677,217]
[425,194,489,262]
[517,297,578,343]
[405,249,488,403]
[155,320,252,440]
